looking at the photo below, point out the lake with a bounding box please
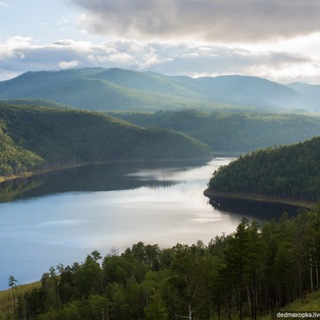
[0,157,298,290]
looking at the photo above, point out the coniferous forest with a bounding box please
[3,209,320,320]
[0,103,210,178]
[208,137,320,201]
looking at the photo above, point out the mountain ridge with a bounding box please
[1,67,319,112]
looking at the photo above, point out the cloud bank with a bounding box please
[1,36,315,83]
[69,0,320,42]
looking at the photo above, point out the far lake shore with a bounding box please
[203,188,315,210]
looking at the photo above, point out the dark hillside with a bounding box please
[0,104,210,177]
[208,137,320,201]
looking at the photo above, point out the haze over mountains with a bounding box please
[0,68,319,112]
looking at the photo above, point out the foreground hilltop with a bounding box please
[2,210,320,319]
[0,103,210,178]
[208,137,320,202]
[1,67,320,111]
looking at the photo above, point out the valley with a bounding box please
[1,67,320,319]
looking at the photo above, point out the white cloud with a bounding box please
[0,36,319,83]
[58,60,79,69]
[0,2,9,7]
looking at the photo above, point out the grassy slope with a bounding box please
[255,290,320,320]
[0,283,319,319]
[282,290,320,312]
[0,282,40,319]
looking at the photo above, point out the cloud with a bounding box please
[0,2,9,7]
[0,36,319,83]
[58,60,79,69]
[70,0,320,42]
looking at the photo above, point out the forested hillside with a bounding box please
[0,104,210,178]
[0,67,319,112]
[4,210,320,320]
[0,122,44,176]
[113,110,320,152]
[208,137,320,201]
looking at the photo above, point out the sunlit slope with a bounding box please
[0,122,44,177]
[0,103,210,177]
[112,110,320,152]
[0,68,226,111]
[0,67,318,111]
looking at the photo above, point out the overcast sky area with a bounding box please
[1,0,320,83]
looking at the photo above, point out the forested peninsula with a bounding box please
[207,137,320,202]
[0,103,210,179]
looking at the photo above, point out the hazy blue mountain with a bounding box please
[0,68,318,112]
[288,82,320,100]
[194,75,302,108]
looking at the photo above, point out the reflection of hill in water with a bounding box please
[0,160,207,203]
[209,197,306,220]
[0,179,45,203]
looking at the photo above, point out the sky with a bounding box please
[1,0,320,83]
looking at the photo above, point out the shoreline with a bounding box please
[0,163,89,184]
[0,156,212,185]
[203,188,315,209]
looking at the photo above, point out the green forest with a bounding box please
[2,104,320,181]
[0,104,210,178]
[208,137,320,201]
[1,68,319,112]
[2,78,320,320]
[3,209,320,320]
[111,110,320,152]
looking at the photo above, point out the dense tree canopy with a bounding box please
[113,110,320,152]
[209,137,320,201]
[0,104,210,177]
[0,120,44,176]
[6,209,320,319]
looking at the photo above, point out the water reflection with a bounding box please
[0,160,208,203]
[0,157,303,289]
[1,158,243,288]
[209,197,306,220]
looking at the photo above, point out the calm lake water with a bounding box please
[0,157,299,289]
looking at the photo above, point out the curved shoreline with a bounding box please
[0,157,212,185]
[203,188,315,209]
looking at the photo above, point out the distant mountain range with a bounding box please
[0,68,319,112]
